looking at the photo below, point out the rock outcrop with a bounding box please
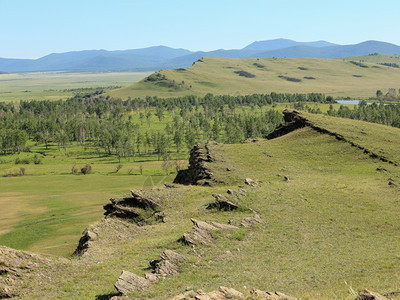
[171,287,296,300]
[114,250,186,295]
[207,189,246,211]
[104,190,162,222]
[115,271,151,294]
[356,289,390,300]
[174,143,214,185]
[179,219,238,246]
[73,229,97,256]
[267,110,398,166]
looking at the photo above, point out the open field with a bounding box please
[0,71,150,102]
[109,56,400,99]
[0,159,179,257]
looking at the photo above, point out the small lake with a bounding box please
[335,100,396,105]
[336,100,371,105]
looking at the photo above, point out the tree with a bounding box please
[376,90,383,98]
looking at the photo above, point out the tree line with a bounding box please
[1,92,328,158]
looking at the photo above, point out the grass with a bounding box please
[8,114,400,299]
[108,56,400,99]
[0,71,150,102]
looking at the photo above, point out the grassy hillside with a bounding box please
[108,56,400,99]
[3,112,400,299]
[341,53,400,64]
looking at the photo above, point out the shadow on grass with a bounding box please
[95,292,120,300]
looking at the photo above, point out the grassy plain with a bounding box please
[0,71,150,102]
[109,55,400,99]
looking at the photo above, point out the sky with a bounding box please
[1,0,400,59]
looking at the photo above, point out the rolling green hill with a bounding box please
[2,111,400,299]
[108,55,400,99]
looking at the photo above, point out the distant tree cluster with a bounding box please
[326,101,400,128]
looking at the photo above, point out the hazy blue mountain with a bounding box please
[254,40,400,58]
[243,38,337,51]
[0,40,400,73]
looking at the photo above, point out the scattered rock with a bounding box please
[219,286,244,298]
[277,174,290,182]
[171,287,296,300]
[356,289,389,300]
[207,194,240,211]
[114,271,151,294]
[180,219,238,246]
[245,178,257,187]
[251,289,297,299]
[241,214,263,227]
[164,183,178,188]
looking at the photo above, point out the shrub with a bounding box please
[14,157,30,164]
[234,70,255,78]
[278,75,302,82]
[253,63,264,68]
[19,167,26,176]
[33,154,42,165]
[349,61,368,68]
[71,165,78,174]
[115,164,123,173]
[81,164,92,175]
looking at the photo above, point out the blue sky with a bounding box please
[1,0,399,58]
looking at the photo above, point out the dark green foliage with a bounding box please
[378,62,400,68]
[0,92,331,158]
[278,75,302,82]
[234,70,255,78]
[81,164,92,175]
[326,101,400,128]
[349,61,369,68]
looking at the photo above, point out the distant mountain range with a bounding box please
[1,39,400,73]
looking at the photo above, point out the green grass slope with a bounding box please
[6,113,400,299]
[109,56,400,99]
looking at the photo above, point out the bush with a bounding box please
[14,157,30,164]
[71,165,78,174]
[81,164,92,175]
[234,70,255,78]
[33,154,42,165]
[115,164,123,173]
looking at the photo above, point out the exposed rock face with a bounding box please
[241,214,263,227]
[114,250,186,294]
[150,249,187,278]
[245,178,257,187]
[114,271,151,294]
[174,143,214,185]
[356,289,390,300]
[73,229,97,256]
[266,110,309,140]
[267,110,398,166]
[207,193,239,211]
[104,190,161,221]
[171,287,296,300]
[179,219,238,246]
